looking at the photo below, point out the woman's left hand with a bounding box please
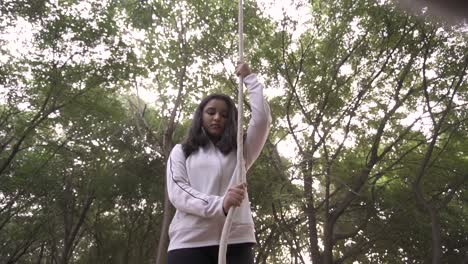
[223,183,247,213]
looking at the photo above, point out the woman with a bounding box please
[166,63,271,264]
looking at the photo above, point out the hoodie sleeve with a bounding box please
[166,144,226,218]
[243,74,272,170]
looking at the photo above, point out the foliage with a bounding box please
[1,0,467,263]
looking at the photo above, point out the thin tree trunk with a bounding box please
[429,208,442,264]
[155,26,187,262]
[36,243,45,264]
[303,161,321,264]
[322,222,334,264]
[156,189,175,264]
[306,200,321,264]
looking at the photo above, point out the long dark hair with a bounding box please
[182,94,238,157]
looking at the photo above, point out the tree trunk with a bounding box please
[155,35,187,262]
[306,204,321,264]
[155,189,175,264]
[429,208,442,264]
[322,221,334,264]
[303,161,321,264]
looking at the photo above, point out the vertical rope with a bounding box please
[218,1,244,263]
[237,0,245,185]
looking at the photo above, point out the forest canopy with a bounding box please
[0,0,467,263]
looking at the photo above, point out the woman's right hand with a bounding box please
[236,63,252,78]
[223,183,247,214]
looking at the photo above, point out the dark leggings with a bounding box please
[167,243,254,264]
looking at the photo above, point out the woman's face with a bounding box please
[202,98,228,140]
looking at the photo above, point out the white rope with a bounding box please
[218,0,244,263]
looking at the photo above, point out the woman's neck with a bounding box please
[210,136,220,144]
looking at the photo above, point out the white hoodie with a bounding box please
[166,74,271,251]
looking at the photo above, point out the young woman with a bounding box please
[166,63,271,264]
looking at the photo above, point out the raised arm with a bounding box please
[242,73,272,169]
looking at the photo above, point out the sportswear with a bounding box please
[167,243,254,264]
[166,74,271,251]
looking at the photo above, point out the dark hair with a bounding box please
[182,94,238,157]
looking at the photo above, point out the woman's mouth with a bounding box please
[209,124,222,132]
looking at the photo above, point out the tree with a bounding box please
[1,0,467,263]
[263,0,468,262]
